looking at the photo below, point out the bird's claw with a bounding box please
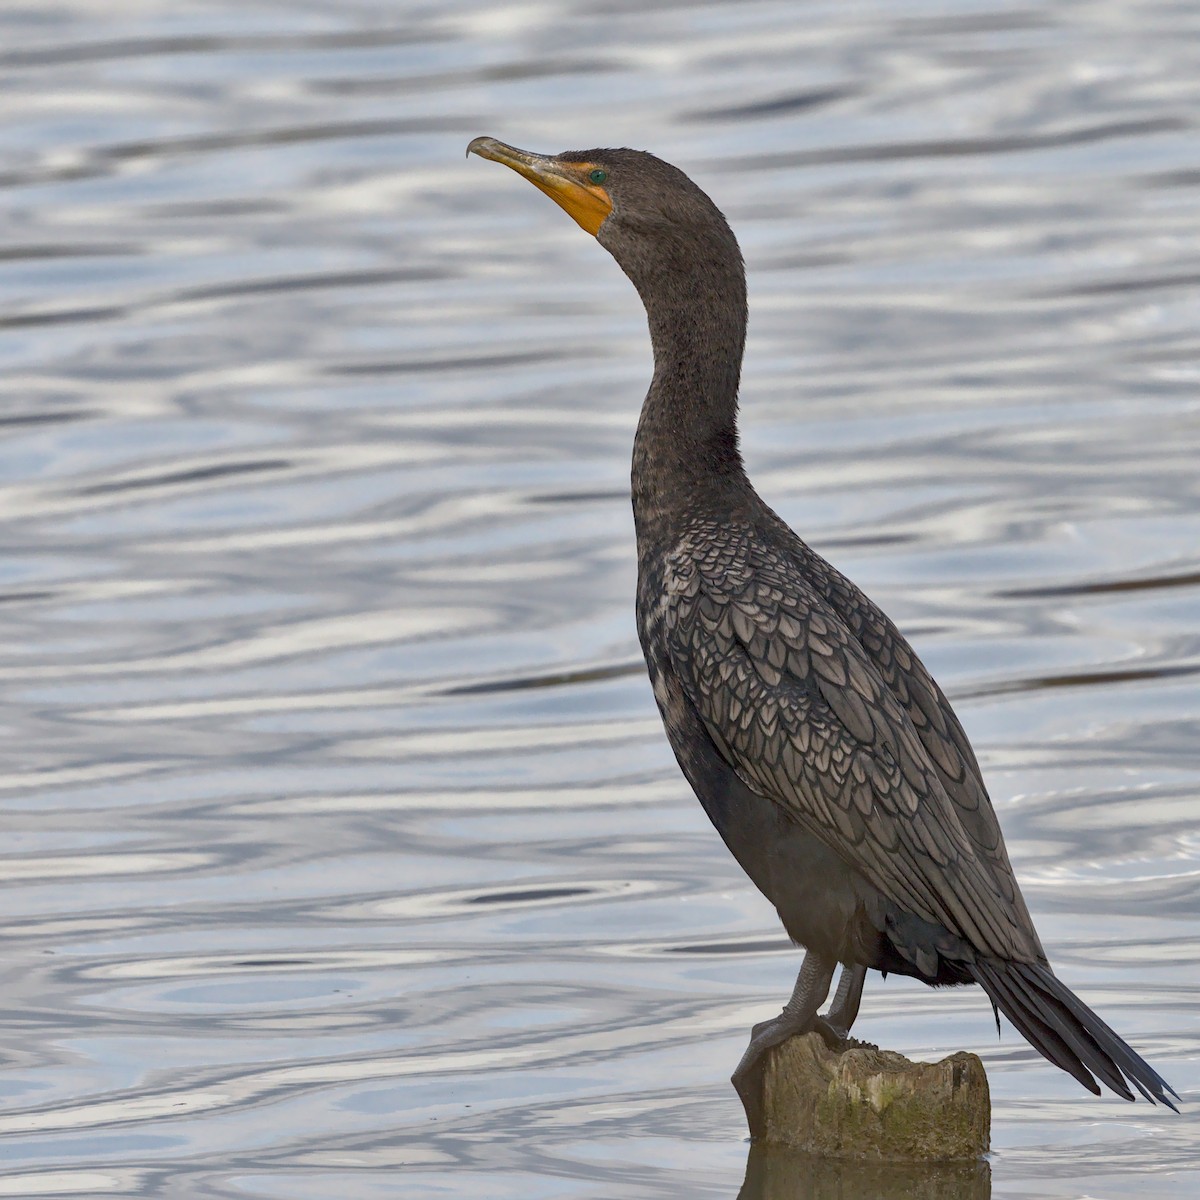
[733,1010,847,1135]
[812,1015,849,1051]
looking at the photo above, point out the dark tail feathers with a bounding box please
[969,958,1178,1110]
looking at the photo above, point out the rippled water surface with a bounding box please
[2,2,1199,1197]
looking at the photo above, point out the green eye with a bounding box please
[588,168,608,185]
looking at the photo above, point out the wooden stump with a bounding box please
[739,1031,990,1162]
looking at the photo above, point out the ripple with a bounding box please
[443,658,643,696]
[597,935,794,959]
[721,117,1192,172]
[1001,566,1200,599]
[352,877,673,920]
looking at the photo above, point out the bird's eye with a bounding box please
[588,168,608,185]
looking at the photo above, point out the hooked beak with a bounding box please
[467,136,612,237]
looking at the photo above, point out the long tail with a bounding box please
[969,958,1179,1109]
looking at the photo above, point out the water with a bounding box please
[1,1,1197,1196]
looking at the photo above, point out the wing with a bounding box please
[790,524,1043,950]
[663,520,1041,964]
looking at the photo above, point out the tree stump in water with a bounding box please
[739,1031,990,1162]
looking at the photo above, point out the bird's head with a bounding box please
[466,137,741,294]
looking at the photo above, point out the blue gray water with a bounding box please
[1,1,1197,1197]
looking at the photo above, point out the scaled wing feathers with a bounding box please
[663,520,1040,963]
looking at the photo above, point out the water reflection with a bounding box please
[739,1145,991,1200]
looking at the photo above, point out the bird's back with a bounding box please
[757,502,1044,948]
[638,489,1045,968]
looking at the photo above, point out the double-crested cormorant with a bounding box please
[467,136,1177,1111]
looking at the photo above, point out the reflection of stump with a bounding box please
[740,1031,990,1162]
[738,1144,992,1200]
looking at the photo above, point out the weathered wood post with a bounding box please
[738,1031,991,1162]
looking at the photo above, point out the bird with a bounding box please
[466,135,1178,1114]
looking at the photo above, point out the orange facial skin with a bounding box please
[467,137,612,236]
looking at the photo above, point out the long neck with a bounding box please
[618,227,750,542]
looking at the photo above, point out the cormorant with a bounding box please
[467,136,1177,1112]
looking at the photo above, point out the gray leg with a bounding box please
[823,962,867,1037]
[732,950,836,1125]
